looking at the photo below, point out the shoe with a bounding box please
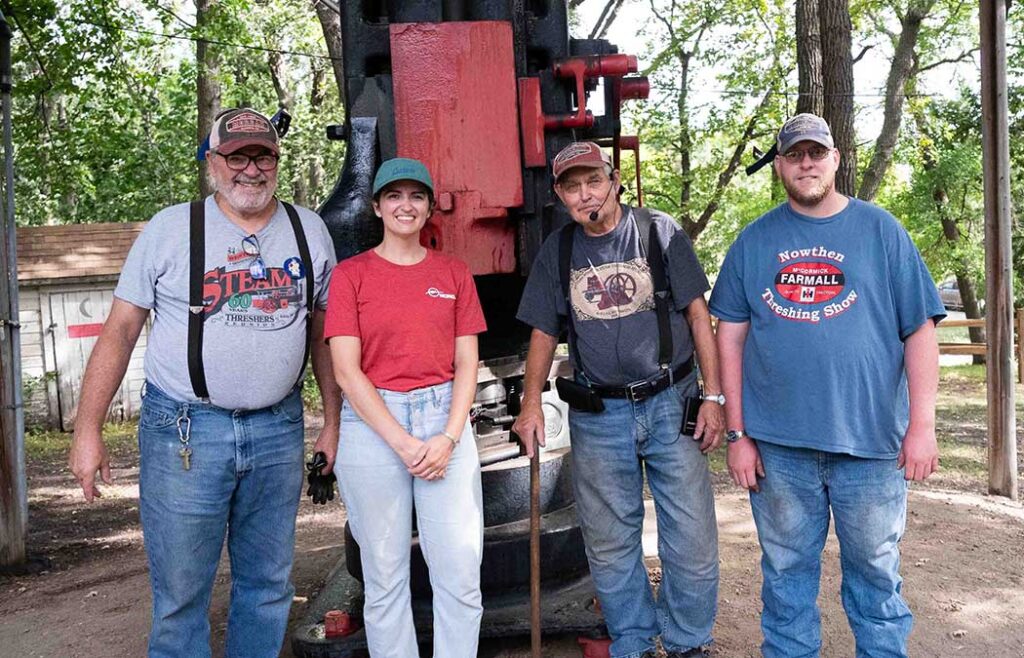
[640,652,658,658]
[666,649,710,658]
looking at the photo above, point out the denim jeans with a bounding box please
[749,440,913,658]
[334,381,483,658]
[568,377,719,658]
[138,382,305,658]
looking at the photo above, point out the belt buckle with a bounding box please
[626,380,649,402]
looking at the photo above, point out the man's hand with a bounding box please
[692,400,724,454]
[311,426,338,475]
[898,424,939,481]
[407,435,454,480]
[512,400,546,459]
[727,437,764,492]
[69,429,112,502]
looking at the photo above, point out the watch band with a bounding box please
[701,393,726,405]
[441,430,460,445]
[726,429,747,444]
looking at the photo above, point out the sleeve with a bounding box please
[887,219,947,339]
[663,222,711,311]
[515,238,563,337]
[708,239,751,322]
[454,261,487,336]
[309,216,337,310]
[113,214,166,309]
[323,263,360,340]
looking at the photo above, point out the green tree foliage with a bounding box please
[6,0,344,226]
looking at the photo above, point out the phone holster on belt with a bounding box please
[681,394,702,436]
[555,377,606,413]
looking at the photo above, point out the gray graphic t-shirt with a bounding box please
[115,196,336,410]
[517,205,709,386]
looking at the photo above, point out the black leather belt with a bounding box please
[590,357,695,402]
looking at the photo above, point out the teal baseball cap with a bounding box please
[372,158,434,196]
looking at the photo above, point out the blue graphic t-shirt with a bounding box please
[709,198,945,458]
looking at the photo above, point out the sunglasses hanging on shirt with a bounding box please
[241,234,267,280]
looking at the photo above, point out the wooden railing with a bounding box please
[938,309,1024,383]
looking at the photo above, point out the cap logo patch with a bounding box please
[554,143,594,165]
[226,112,270,134]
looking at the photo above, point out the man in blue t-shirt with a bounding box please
[709,113,945,658]
[514,142,724,658]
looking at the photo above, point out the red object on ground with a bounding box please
[577,635,613,658]
[390,21,523,275]
[323,610,360,637]
[67,323,104,339]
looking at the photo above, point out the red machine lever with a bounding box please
[544,54,639,130]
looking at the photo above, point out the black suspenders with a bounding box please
[557,207,674,377]
[187,199,314,401]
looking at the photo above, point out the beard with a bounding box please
[209,171,276,213]
[781,171,835,208]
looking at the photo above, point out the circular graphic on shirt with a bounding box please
[283,257,305,280]
[774,262,845,305]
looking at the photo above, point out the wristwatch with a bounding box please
[726,429,747,444]
[701,392,726,405]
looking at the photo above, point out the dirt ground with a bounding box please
[3,389,1024,658]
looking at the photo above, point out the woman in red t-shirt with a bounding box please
[323,158,487,657]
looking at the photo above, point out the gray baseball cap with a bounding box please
[777,113,834,154]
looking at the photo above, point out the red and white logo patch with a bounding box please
[774,262,845,305]
[225,112,270,134]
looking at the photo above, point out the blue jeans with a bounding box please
[749,440,913,658]
[334,381,483,658]
[569,377,719,658]
[138,382,305,658]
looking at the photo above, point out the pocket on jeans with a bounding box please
[139,401,178,430]
[274,392,304,423]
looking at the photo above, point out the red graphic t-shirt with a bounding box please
[324,249,487,392]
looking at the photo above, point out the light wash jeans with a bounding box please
[750,440,913,658]
[138,382,305,658]
[568,376,719,658]
[334,380,483,658]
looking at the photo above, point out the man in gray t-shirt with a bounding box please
[69,108,341,658]
[512,142,723,658]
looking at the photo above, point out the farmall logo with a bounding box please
[774,262,845,305]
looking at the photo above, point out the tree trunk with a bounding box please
[677,50,692,225]
[796,0,824,116]
[910,97,986,361]
[819,0,856,195]
[313,1,346,103]
[857,2,934,202]
[196,0,222,198]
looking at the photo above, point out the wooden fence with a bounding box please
[938,308,1024,383]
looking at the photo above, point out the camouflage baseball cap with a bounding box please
[208,108,279,155]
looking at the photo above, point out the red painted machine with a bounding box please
[296,2,648,655]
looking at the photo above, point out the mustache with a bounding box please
[233,173,267,184]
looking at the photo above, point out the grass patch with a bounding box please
[25,422,137,462]
[940,363,987,383]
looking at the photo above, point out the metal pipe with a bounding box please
[529,448,541,657]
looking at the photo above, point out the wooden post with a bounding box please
[980,0,1018,500]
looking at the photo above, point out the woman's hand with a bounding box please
[407,435,455,481]
[396,435,429,470]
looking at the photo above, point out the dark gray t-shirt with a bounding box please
[115,196,336,410]
[516,205,709,386]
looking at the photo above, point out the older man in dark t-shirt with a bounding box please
[513,142,724,658]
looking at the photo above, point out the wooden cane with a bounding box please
[530,446,542,657]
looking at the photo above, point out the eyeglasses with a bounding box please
[215,151,279,172]
[241,234,267,280]
[780,146,832,164]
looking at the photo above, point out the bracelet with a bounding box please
[441,430,460,445]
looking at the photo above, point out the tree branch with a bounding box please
[917,47,979,73]
[851,45,873,64]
